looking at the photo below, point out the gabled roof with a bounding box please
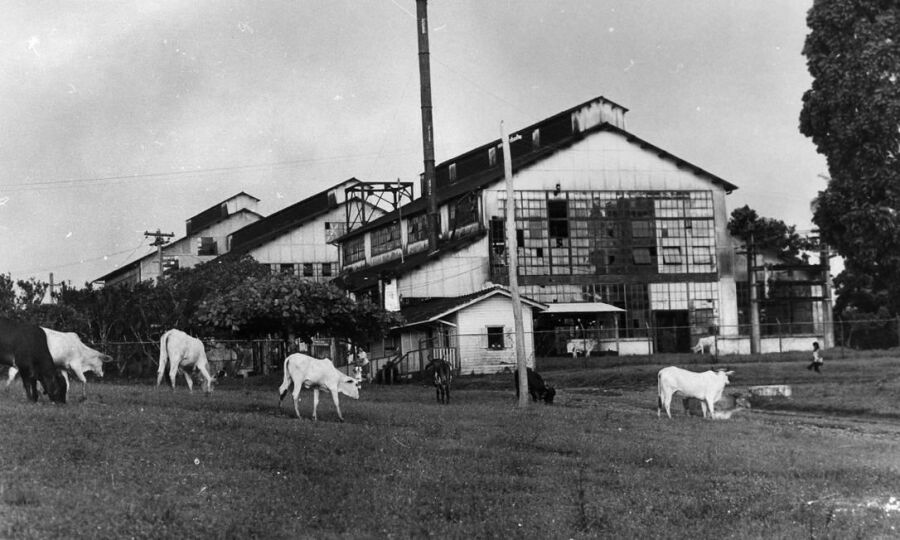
[228,178,363,255]
[394,285,546,330]
[331,231,486,292]
[186,192,262,236]
[339,96,738,240]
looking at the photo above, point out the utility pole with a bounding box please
[145,229,174,281]
[748,232,760,354]
[502,121,528,409]
[416,0,440,253]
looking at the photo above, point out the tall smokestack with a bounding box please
[416,0,440,252]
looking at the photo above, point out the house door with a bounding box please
[654,310,691,353]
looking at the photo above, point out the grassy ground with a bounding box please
[2,357,900,539]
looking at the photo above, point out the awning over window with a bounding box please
[543,302,624,314]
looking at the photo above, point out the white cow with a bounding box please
[566,338,598,357]
[6,328,110,400]
[657,366,734,419]
[691,336,717,355]
[278,353,360,422]
[156,329,215,394]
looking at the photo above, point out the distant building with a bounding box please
[94,192,263,287]
[224,178,387,281]
[333,96,832,369]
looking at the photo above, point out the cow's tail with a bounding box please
[277,356,293,401]
[656,370,663,415]
[157,330,170,386]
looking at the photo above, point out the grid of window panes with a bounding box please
[342,236,365,264]
[407,214,429,244]
[371,222,401,255]
[648,281,719,331]
[498,190,716,277]
[271,262,335,281]
[520,282,652,338]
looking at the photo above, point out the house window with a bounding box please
[280,264,295,275]
[633,248,652,265]
[662,247,683,264]
[342,236,365,264]
[371,222,401,255]
[548,199,569,238]
[303,263,314,277]
[487,326,505,350]
[321,262,332,277]
[450,194,478,229]
[197,237,217,256]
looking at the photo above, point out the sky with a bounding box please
[0,0,827,287]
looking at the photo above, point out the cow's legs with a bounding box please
[291,385,303,419]
[312,388,320,421]
[704,397,715,419]
[6,366,17,388]
[182,369,194,393]
[328,388,344,422]
[69,368,88,401]
[658,390,673,418]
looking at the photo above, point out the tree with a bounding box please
[800,0,900,313]
[194,273,402,346]
[727,205,812,262]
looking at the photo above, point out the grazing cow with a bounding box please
[657,366,734,419]
[426,358,452,404]
[513,367,556,404]
[156,329,215,394]
[278,353,360,421]
[566,338,598,357]
[6,328,110,400]
[0,319,66,403]
[691,336,717,355]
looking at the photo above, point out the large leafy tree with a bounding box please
[727,205,811,262]
[194,273,402,346]
[800,0,900,313]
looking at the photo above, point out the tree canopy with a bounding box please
[800,0,900,314]
[727,205,812,262]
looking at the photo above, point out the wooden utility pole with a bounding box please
[416,0,440,253]
[748,232,760,354]
[145,229,174,280]
[502,121,528,409]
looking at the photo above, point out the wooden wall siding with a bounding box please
[247,205,347,265]
[397,238,491,299]
[455,296,536,375]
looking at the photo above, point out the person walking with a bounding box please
[806,341,823,373]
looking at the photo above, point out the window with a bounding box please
[280,264,295,275]
[633,248,652,265]
[303,263,314,277]
[408,214,429,244]
[632,220,652,238]
[197,237,217,256]
[489,146,497,167]
[532,128,540,148]
[548,199,569,238]
[321,262,332,277]
[662,247,683,264]
[371,222,401,255]
[342,237,365,264]
[487,326,505,349]
[692,247,713,264]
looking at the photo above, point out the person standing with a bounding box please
[806,341,823,373]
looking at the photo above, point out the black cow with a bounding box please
[514,368,556,404]
[426,359,452,404]
[0,319,66,403]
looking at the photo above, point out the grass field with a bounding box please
[2,356,900,539]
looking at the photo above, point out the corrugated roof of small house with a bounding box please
[394,285,546,330]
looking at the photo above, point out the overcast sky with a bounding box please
[0,0,826,287]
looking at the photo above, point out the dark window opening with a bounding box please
[548,199,569,238]
[487,326,505,350]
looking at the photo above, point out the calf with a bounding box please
[156,329,215,394]
[426,358,452,404]
[0,319,66,403]
[514,367,556,404]
[657,366,734,419]
[691,336,717,355]
[278,353,360,421]
[6,328,110,400]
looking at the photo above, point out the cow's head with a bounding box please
[338,376,361,399]
[42,370,67,403]
[86,353,111,378]
[717,370,735,386]
[542,386,556,404]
